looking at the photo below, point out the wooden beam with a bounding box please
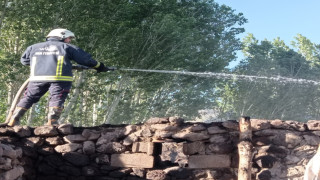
[238,116,253,180]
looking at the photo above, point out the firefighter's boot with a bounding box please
[7,107,28,126]
[47,107,63,125]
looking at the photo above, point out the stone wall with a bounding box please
[0,117,320,180]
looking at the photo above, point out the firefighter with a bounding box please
[8,28,110,126]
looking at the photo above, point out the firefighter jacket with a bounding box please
[21,38,100,82]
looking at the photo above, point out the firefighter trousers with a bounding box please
[17,81,72,109]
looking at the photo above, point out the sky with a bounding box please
[214,0,320,67]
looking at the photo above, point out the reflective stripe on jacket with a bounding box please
[21,38,99,82]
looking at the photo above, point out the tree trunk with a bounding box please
[78,95,84,127]
[238,116,253,180]
[104,77,128,124]
[0,0,8,35]
[60,71,85,123]
[27,105,36,126]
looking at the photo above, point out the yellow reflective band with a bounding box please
[31,57,37,77]
[93,62,100,68]
[56,56,64,76]
[29,76,73,81]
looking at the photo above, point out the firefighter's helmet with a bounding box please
[46,28,75,40]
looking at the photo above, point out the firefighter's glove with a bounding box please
[96,62,108,73]
[96,62,116,73]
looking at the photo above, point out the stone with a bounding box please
[285,120,306,131]
[150,124,179,131]
[21,146,37,158]
[183,141,205,155]
[96,142,126,154]
[307,120,320,130]
[255,155,277,168]
[154,131,173,139]
[146,117,169,124]
[164,167,192,179]
[207,126,227,134]
[254,129,281,136]
[141,128,153,137]
[146,170,168,180]
[253,136,272,146]
[0,165,24,180]
[57,124,74,134]
[188,155,231,168]
[257,170,272,180]
[124,125,137,136]
[131,168,145,178]
[275,132,302,148]
[13,125,31,137]
[292,145,316,157]
[54,143,82,153]
[270,119,290,129]
[279,165,304,178]
[82,129,101,140]
[0,136,18,144]
[188,124,206,132]
[209,134,230,144]
[0,144,17,159]
[222,120,239,131]
[172,131,209,141]
[38,146,55,155]
[303,135,320,146]
[64,134,87,143]
[34,126,59,136]
[82,166,97,176]
[311,131,320,136]
[123,133,139,146]
[0,157,12,170]
[111,154,154,168]
[169,117,184,125]
[161,143,188,166]
[255,129,302,148]
[83,141,95,155]
[256,145,289,159]
[95,154,110,165]
[96,132,119,145]
[24,137,44,147]
[45,137,64,145]
[206,143,234,154]
[63,152,89,166]
[285,155,301,165]
[251,119,271,131]
[132,142,154,155]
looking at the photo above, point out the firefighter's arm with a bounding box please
[20,46,32,66]
[68,45,114,72]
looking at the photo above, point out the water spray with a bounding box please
[119,68,320,85]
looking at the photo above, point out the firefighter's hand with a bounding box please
[96,63,116,73]
[96,62,107,73]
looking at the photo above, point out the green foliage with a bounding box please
[0,0,246,125]
[218,34,320,121]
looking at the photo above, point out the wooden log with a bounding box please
[238,116,253,180]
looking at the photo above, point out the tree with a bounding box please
[0,0,247,125]
[218,34,320,121]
